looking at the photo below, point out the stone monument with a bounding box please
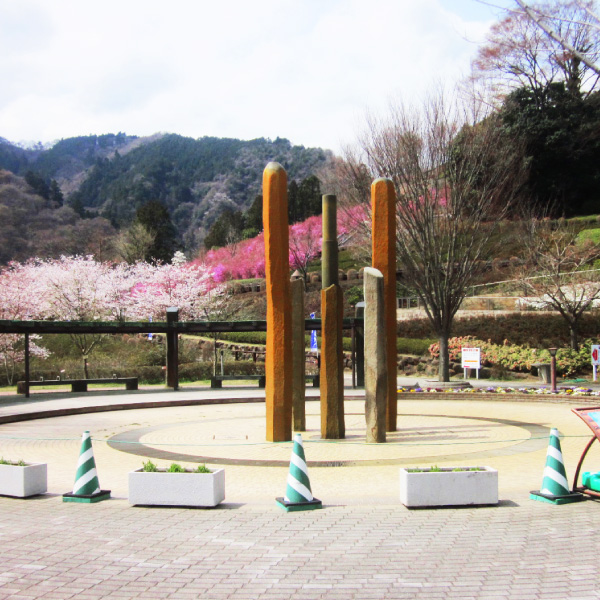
[363,268,387,443]
[263,162,293,442]
[371,178,397,432]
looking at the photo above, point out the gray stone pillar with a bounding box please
[355,302,365,388]
[364,268,387,443]
[291,278,306,431]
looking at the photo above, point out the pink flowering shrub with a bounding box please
[198,233,266,282]
[198,211,355,282]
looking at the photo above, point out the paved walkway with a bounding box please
[0,384,599,599]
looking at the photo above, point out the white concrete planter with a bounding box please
[128,468,225,507]
[399,466,498,508]
[0,462,47,498]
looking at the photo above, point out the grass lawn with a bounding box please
[578,227,600,244]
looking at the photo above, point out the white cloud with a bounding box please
[0,0,511,152]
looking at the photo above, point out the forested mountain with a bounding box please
[0,170,116,264]
[0,134,332,255]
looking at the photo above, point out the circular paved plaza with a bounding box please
[0,389,599,599]
[0,392,598,504]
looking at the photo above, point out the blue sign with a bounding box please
[148,316,153,340]
[310,312,318,351]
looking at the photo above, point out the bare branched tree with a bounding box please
[114,221,156,264]
[472,0,600,102]
[515,0,600,77]
[341,92,526,381]
[519,218,600,349]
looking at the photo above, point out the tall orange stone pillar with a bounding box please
[371,178,397,432]
[263,162,293,442]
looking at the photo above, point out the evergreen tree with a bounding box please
[24,171,50,200]
[500,84,600,215]
[49,180,64,206]
[136,200,178,262]
[297,175,322,221]
[242,195,263,238]
[288,180,300,223]
[204,208,245,249]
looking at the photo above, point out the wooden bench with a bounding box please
[210,375,266,389]
[17,377,139,395]
[210,374,319,389]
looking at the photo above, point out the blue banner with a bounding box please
[310,312,317,351]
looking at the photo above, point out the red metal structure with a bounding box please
[571,406,600,499]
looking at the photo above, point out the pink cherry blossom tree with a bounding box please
[0,255,220,379]
[127,260,221,321]
[0,261,50,384]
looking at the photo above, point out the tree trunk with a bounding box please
[569,324,579,351]
[213,333,218,377]
[83,356,89,379]
[438,333,450,382]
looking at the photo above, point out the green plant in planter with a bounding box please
[142,460,158,472]
[167,463,186,473]
[0,457,26,466]
[194,464,211,473]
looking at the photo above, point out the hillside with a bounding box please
[0,170,116,264]
[0,134,332,253]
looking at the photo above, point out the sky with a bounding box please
[0,0,514,154]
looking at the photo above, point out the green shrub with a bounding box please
[345,286,364,307]
[194,464,212,473]
[398,313,600,348]
[216,332,267,345]
[397,338,435,356]
[428,335,592,377]
[142,460,158,472]
[167,463,186,473]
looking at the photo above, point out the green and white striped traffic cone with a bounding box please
[530,428,583,505]
[63,431,111,503]
[276,433,322,512]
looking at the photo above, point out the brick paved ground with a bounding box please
[0,387,599,599]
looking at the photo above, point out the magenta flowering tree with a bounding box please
[289,216,322,283]
[200,211,357,285]
[199,233,266,282]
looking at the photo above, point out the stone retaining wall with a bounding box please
[397,392,600,405]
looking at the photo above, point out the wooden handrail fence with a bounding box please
[0,312,364,397]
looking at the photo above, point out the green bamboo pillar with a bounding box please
[322,194,339,289]
[166,307,179,390]
[320,194,345,439]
